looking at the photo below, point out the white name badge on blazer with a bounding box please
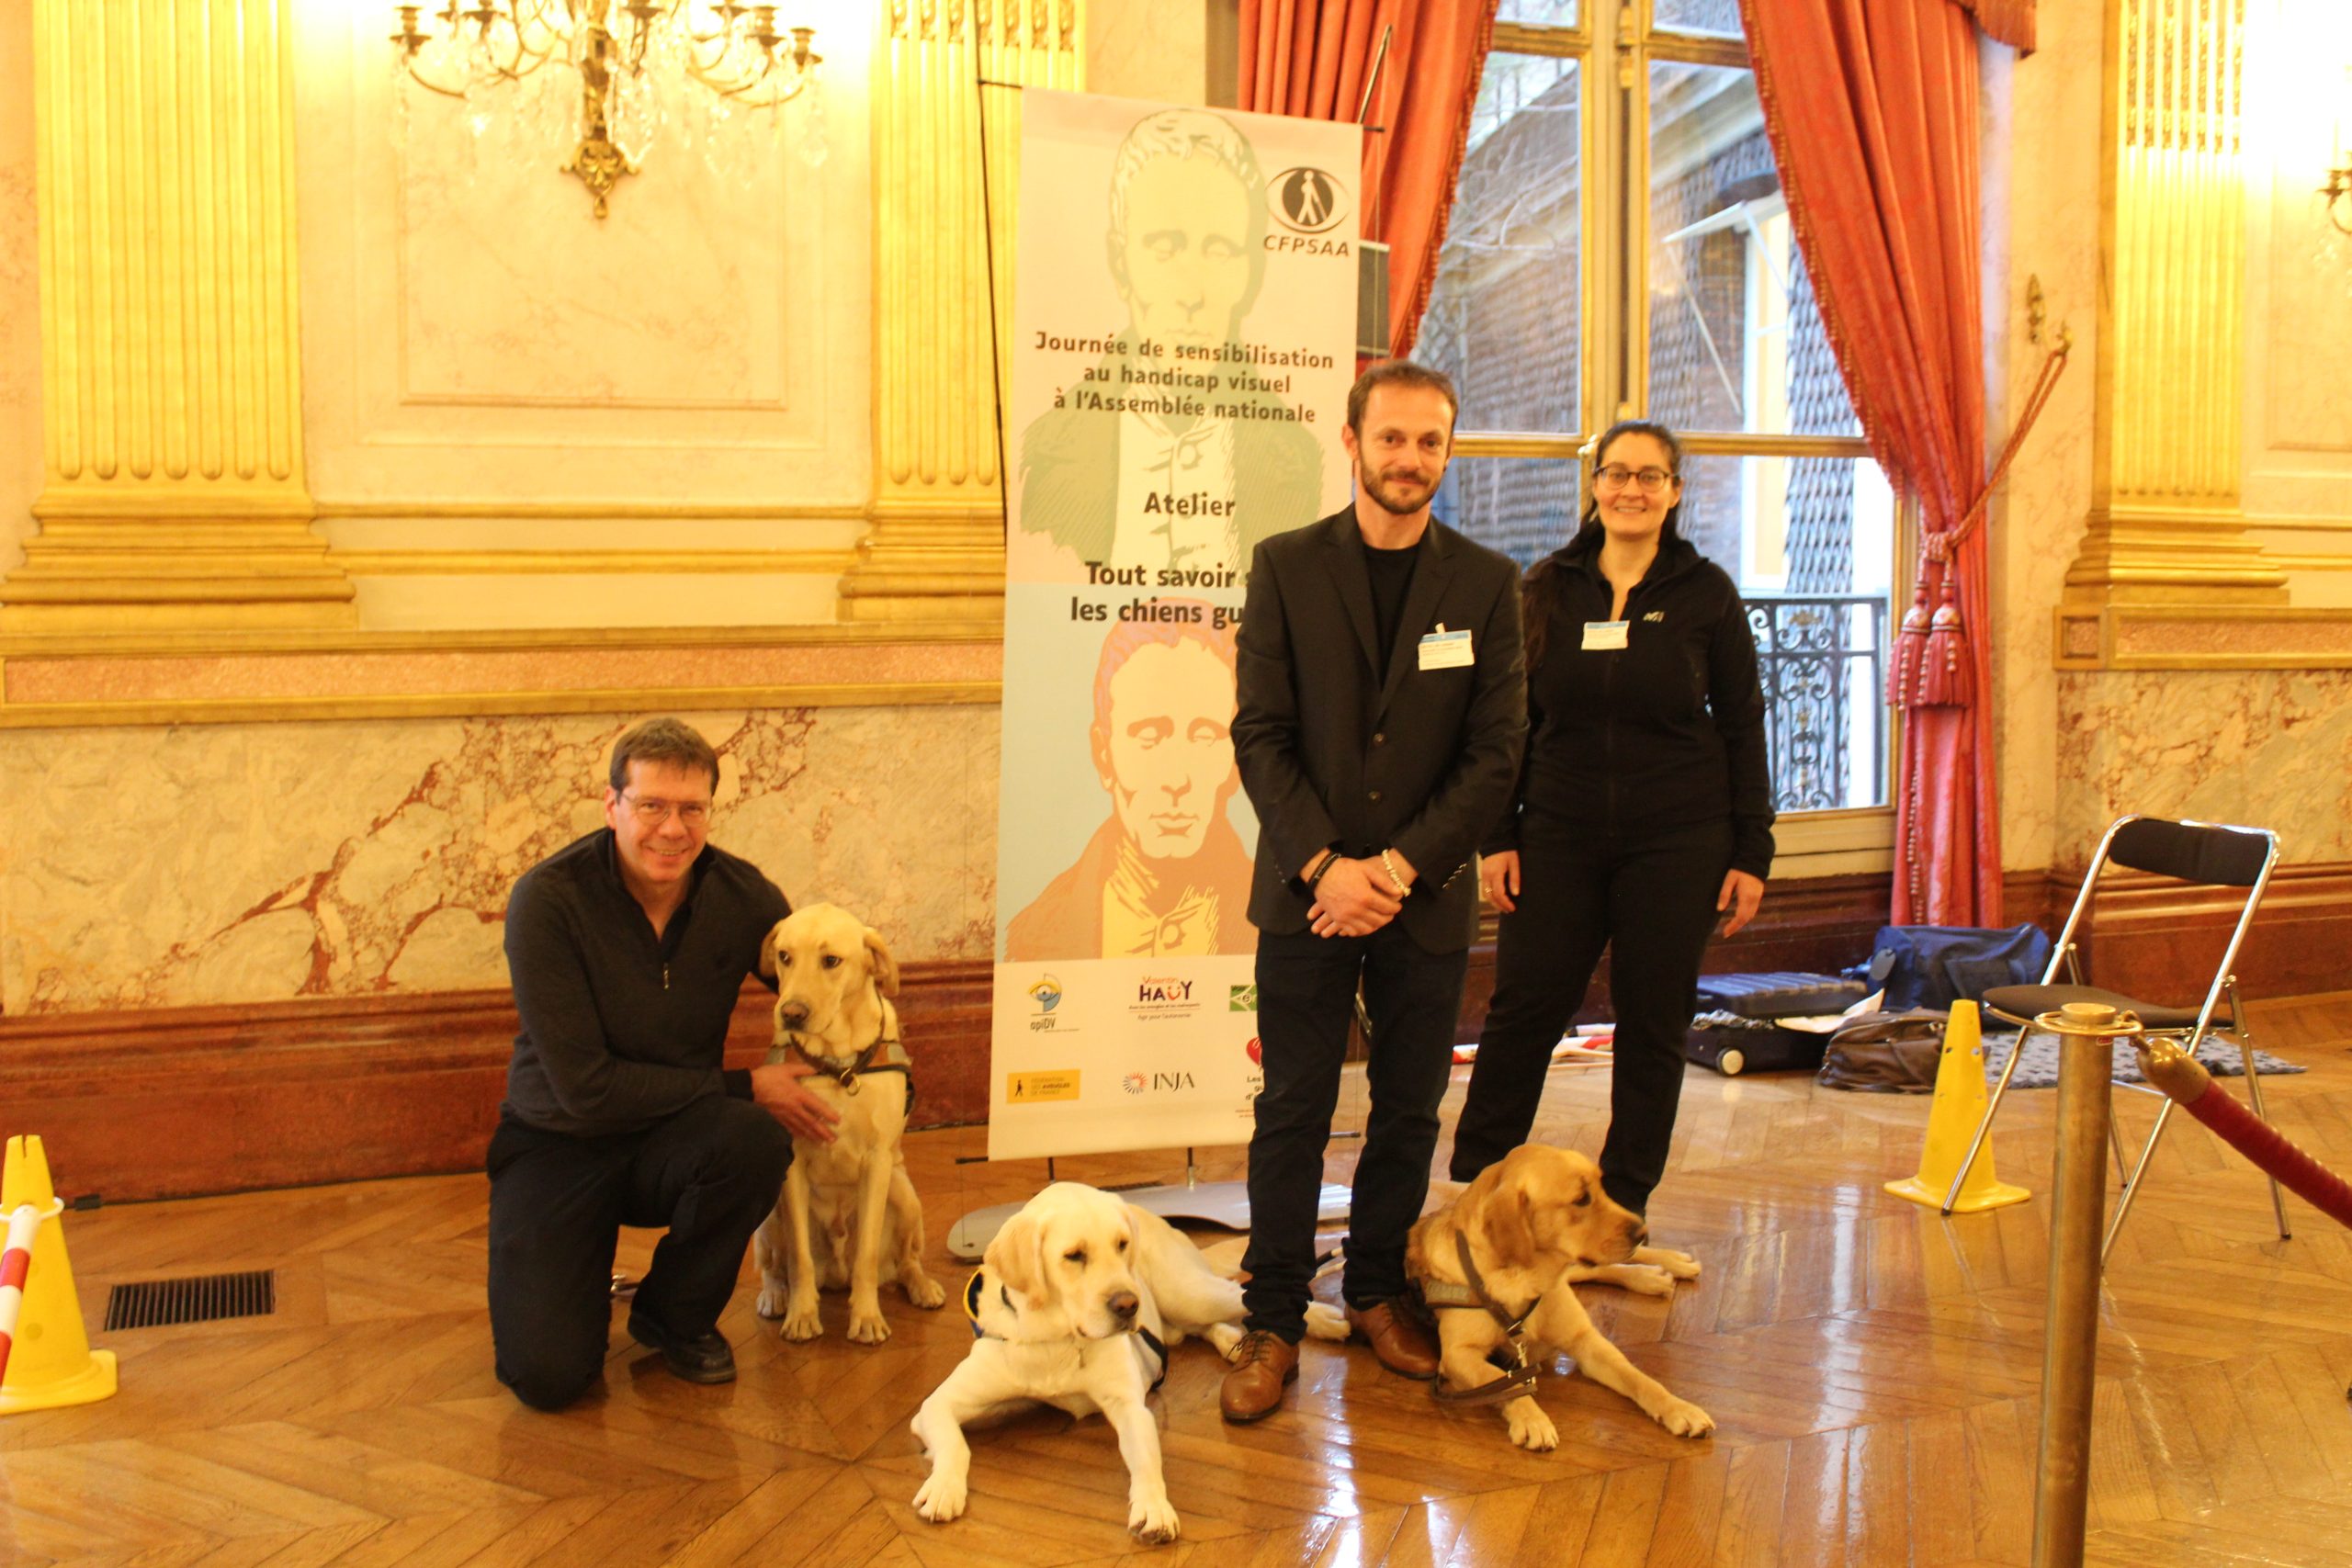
[1418,626,1474,670]
[1581,620,1629,650]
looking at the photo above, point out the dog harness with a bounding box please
[1419,1231,1543,1408]
[780,1032,916,1116]
[961,1268,1168,1393]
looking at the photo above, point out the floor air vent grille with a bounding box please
[104,1269,276,1330]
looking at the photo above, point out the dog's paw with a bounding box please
[1302,1302,1351,1341]
[912,1472,967,1523]
[1620,1265,1679,1298]
[848,1306,894,1345]
[754,1282,791,1319]
[1206,1322,1245,1359]
[902,1270,948,1311]
[1655,1397,1714,1438]
[1643,1247,1702,1280]
[779,1298,824,1341]
[1127,1496,1181,1544]
[1505,1400,1560,1452]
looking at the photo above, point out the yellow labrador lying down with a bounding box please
[1406,1144,1713,1451]
[752,903,946,1344]
[911,1181,1347,1544]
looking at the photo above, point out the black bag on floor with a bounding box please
[1816,1010,1949,1093]
[1683,971,1868,1077]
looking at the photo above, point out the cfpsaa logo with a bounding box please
[1272,166,1348,234]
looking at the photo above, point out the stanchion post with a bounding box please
[2031,1001,2142,1568]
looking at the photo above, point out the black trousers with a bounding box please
[1242,921,1468,1340]
[1450,811,1733,1213]
[485,1094,790,1410]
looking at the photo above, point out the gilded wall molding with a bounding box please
[9,0,354,633]
[842,0,1083,625]
[2054,604,2352,669]
[2065,0,2284,625]
[0,623,1003,727]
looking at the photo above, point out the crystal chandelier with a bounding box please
[390,2,824,218]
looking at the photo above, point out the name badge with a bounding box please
[1418,626,1474,670]
[1581,620,1630,651]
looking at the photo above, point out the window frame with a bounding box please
[1450,4,1909,858]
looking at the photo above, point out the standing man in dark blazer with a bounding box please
[1221,361,1527,1422]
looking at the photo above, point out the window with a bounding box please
[1419,3,1902,845]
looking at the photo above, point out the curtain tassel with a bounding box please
[1917,568,1973,708]
[1887,571,1933,708]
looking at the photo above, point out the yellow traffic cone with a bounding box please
[1885,1001,2031,1213]
[0,1134,118,1415]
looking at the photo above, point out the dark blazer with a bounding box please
[1233,508,1527,952]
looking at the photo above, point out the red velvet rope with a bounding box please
[2173,1082,2352,1232]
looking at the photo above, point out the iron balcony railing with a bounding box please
[1744,592,1889,813]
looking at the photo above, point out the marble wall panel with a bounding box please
[0,706,999,1014]
[2054,669,2352,870]
[0,5,39,570]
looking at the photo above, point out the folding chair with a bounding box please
[1942,816,2290,1258]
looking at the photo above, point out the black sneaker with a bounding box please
[627,1311,736,1384]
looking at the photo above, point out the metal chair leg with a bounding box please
[2102,1092,2176,1258]
[1945,1023,2030,1214]
[2108,1115,2132,1187]
[2227,976,2291,1241]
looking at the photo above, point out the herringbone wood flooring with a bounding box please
[7,996,2352,1565]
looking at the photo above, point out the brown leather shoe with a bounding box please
[1219,1329,1300,1423]
[1344,1299,1441,1380]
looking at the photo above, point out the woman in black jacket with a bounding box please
[1448,420,1775,1215]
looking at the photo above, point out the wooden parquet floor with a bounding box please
[9,996,2352,1565]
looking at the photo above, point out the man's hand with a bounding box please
[1307,857,1402,938]
[1480,850,1521,913]
[1716,869,1765,938]
[751,1060,842,1144]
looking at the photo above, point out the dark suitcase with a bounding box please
[1684,972,1866,1077]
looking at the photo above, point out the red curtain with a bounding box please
[1957,0,2035,52]
[1238,0,1502,356]
[1738,0,2002,925]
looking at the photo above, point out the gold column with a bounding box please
[6,0,354,633]
[840,0,1082,625]
[2064,0,2283,626]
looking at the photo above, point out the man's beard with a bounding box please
[1358,456,1442,516]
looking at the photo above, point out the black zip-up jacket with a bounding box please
[501,829,789,1137]
[1487,532,1775,878]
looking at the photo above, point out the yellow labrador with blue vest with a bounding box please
[911,1180,1346,1544]
[752,902,945,1343]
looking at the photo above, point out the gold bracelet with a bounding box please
[1377,849,1410,897]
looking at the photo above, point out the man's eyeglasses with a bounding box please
[622,794,712,828]
[1594,464,1676,492]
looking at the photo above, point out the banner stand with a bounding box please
[947,1167,1351,1261]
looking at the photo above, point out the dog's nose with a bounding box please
[777,1001,810,1028]
[1107,1291,1139,1322]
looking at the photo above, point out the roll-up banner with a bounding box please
[990,92,1361,1159]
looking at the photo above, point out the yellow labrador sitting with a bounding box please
[752,903,945,1344]
[910,1180,1345,1544]
[1406,1144,1712,1451]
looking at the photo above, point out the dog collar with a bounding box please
[958,1268,1168,1389]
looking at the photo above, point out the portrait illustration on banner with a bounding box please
[1004,599,1255,962]
[1012,107,1324,581]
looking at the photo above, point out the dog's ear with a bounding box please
[863,926,900,998]
[984,1211,1049,1310]
[1475,1162,1540,1272]
[757,920,785,980]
